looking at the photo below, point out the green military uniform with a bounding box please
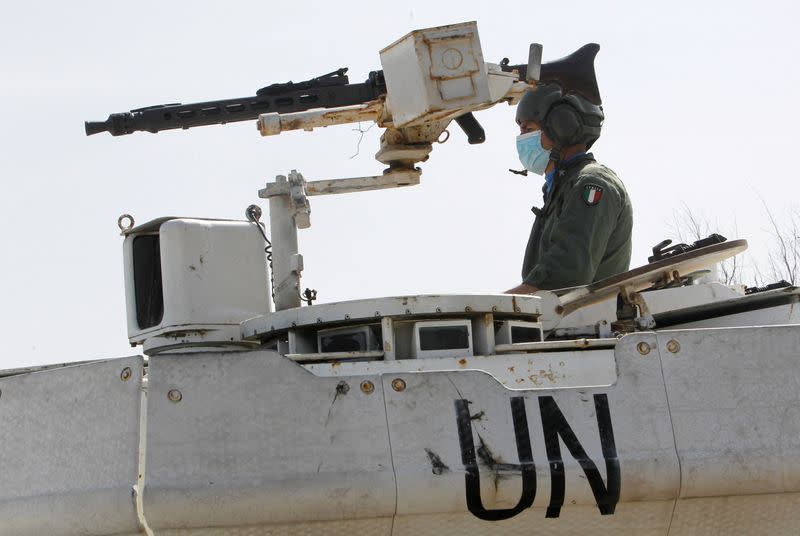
[522,153,632,290]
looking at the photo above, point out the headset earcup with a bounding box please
[544,103,584,147]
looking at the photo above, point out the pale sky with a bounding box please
[1,0,798,368]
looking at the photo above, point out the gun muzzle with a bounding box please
[84,113,134,136]
[85,120,109,136]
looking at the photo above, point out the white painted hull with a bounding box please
[2,323,799,535]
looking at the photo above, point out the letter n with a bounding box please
[455,397,536,521]
[539,394,620,517]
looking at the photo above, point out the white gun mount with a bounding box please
[251,21,538,311]
[257,21,535,178]
[256,168,421,310]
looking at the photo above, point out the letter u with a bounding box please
[455,397,537,521]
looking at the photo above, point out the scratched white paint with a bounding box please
[0,325,798,533]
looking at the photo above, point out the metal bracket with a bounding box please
[256,167,421,311]
[305,169,421,196]
[259,170,311,229]
[614,286,655,332]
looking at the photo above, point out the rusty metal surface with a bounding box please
[303,350,617,391]
[288,350,385,363]
[494,338,618,353]
[258,102,383,136]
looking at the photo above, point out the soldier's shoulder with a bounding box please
[574,161,627,200]
[577,161,621,184]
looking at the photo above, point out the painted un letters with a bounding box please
[454,394,620,521]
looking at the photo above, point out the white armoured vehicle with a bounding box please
[4,22,800,536]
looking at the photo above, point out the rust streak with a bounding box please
[537,365,559,384]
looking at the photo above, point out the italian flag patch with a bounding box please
[583,184,603,206]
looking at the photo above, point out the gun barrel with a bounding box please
[84,73,387,137]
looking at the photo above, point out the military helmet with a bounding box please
[516,44,605,149]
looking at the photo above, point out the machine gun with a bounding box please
[85,67,494,145]
[85,22,541,177]
[84,22,611,184]
[84,68,387,137]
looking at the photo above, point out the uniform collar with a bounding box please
[544,151,592,194]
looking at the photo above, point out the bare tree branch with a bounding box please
[672,204,740,285]
[670,201,800,287]
[761,200,799,285]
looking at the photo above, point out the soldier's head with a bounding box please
[515,83,604,153]
[514,43,606,175]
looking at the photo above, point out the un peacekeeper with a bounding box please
[505,48,632,294]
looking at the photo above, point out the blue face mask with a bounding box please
[516,130,551,176]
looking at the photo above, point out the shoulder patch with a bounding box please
[582,183,603,206]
